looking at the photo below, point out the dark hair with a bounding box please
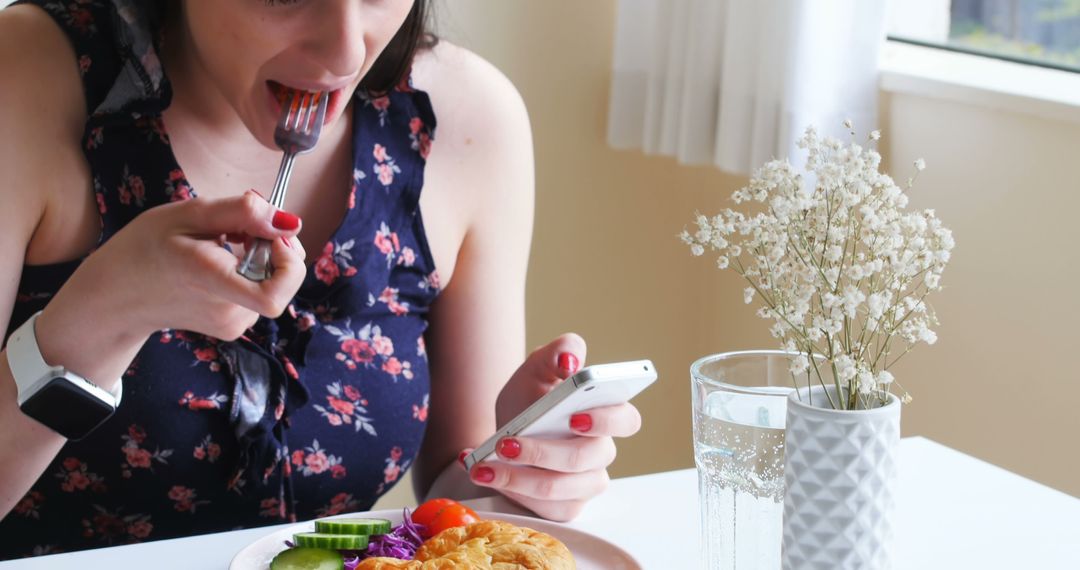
[359,0,438,96]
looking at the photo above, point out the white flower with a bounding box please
[866,292,887,320]
[843,118,854,130]
[856,370,875,394]
[918,325,938,345]
[790,354,810,375]
[834,354,856,382]
[681,123,951,410]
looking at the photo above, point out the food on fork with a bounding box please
[267,498,575,570]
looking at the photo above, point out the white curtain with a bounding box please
[607,0,889,175]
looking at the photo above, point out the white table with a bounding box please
[2,437,1078,569]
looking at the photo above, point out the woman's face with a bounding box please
[179,0,415,146]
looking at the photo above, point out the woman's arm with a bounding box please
[0,6,309,518]
[410,43,536,500]
[0,6,147,516]
[411,44,644,522]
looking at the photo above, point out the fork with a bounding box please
[237,89,330,281]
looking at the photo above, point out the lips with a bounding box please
[265,80,348,125]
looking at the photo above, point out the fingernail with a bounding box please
[457,450,469,467]
[280,236,293,249]
[558,353,580,376]
[497,438,521,459]
[272,210,301,230]
[247,189,266,199]
[570,413,592,433]
[472,466,495,483]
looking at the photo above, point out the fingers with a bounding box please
[187,231,306,319]
[527,332,588,384]
[469,462,610,503]
[178,190,302,240]
[494,435,616,473]
[568,403,642,438]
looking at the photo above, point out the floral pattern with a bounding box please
[313,381,377,435]
[120,425,173,477]
[55,458,107,494]
[314,240,359,285]
[2,0,439,560]
[290,440,348,479]
[325,320,414,382]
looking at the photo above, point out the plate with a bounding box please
[229,508,641,570]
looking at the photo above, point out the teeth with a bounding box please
[269,81,317,104]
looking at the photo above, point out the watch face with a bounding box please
[20,377,116,441]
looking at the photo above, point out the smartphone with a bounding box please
[463,359,658,471]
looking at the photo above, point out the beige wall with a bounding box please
[377,0,1079,508]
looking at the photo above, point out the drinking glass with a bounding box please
[691,351,798,569]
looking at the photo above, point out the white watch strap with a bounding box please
[6,311,123,404]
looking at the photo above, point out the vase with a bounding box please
[781,385,901,570]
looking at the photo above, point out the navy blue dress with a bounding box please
[1,0,440,559]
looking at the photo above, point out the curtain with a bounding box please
[607,0,889,176]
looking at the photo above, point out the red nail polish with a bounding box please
[280,236,293,249]
[558,353,580,376]
[473,466,495,483]
[570,413,592,432]
[497,438,521,459]
[272,210,301,230]
[457,450,469,467]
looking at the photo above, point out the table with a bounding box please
[2,437,1078,569]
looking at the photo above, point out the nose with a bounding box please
[305,1,368,79]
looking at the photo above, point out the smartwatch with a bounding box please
[6,311,122,441]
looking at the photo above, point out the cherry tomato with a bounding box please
[427,503,481,537]
[411,498,457,528]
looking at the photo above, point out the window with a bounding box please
[888,0,1080,73]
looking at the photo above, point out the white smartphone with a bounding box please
[463,359,658,471]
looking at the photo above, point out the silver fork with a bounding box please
[237,90,330,281]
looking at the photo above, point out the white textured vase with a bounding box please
[781,386,901,570]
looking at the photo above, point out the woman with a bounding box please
[0,0,641,558]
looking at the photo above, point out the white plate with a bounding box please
[229,509,641,570]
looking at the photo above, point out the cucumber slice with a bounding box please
[269,547,344,570]
[314,517,393,536]
[293,532,370,550]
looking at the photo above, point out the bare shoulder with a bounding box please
[0,5,86,142]
[410,40,534,221]
[0,4,94,262]
[411,40,531,143]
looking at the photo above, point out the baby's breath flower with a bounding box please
[681,123,952,409]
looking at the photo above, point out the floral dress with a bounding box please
[1,0,439,559]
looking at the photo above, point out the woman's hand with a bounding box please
[462,334,643,522]
[38,191,308,370]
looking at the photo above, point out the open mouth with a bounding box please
[266,80,345,124]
